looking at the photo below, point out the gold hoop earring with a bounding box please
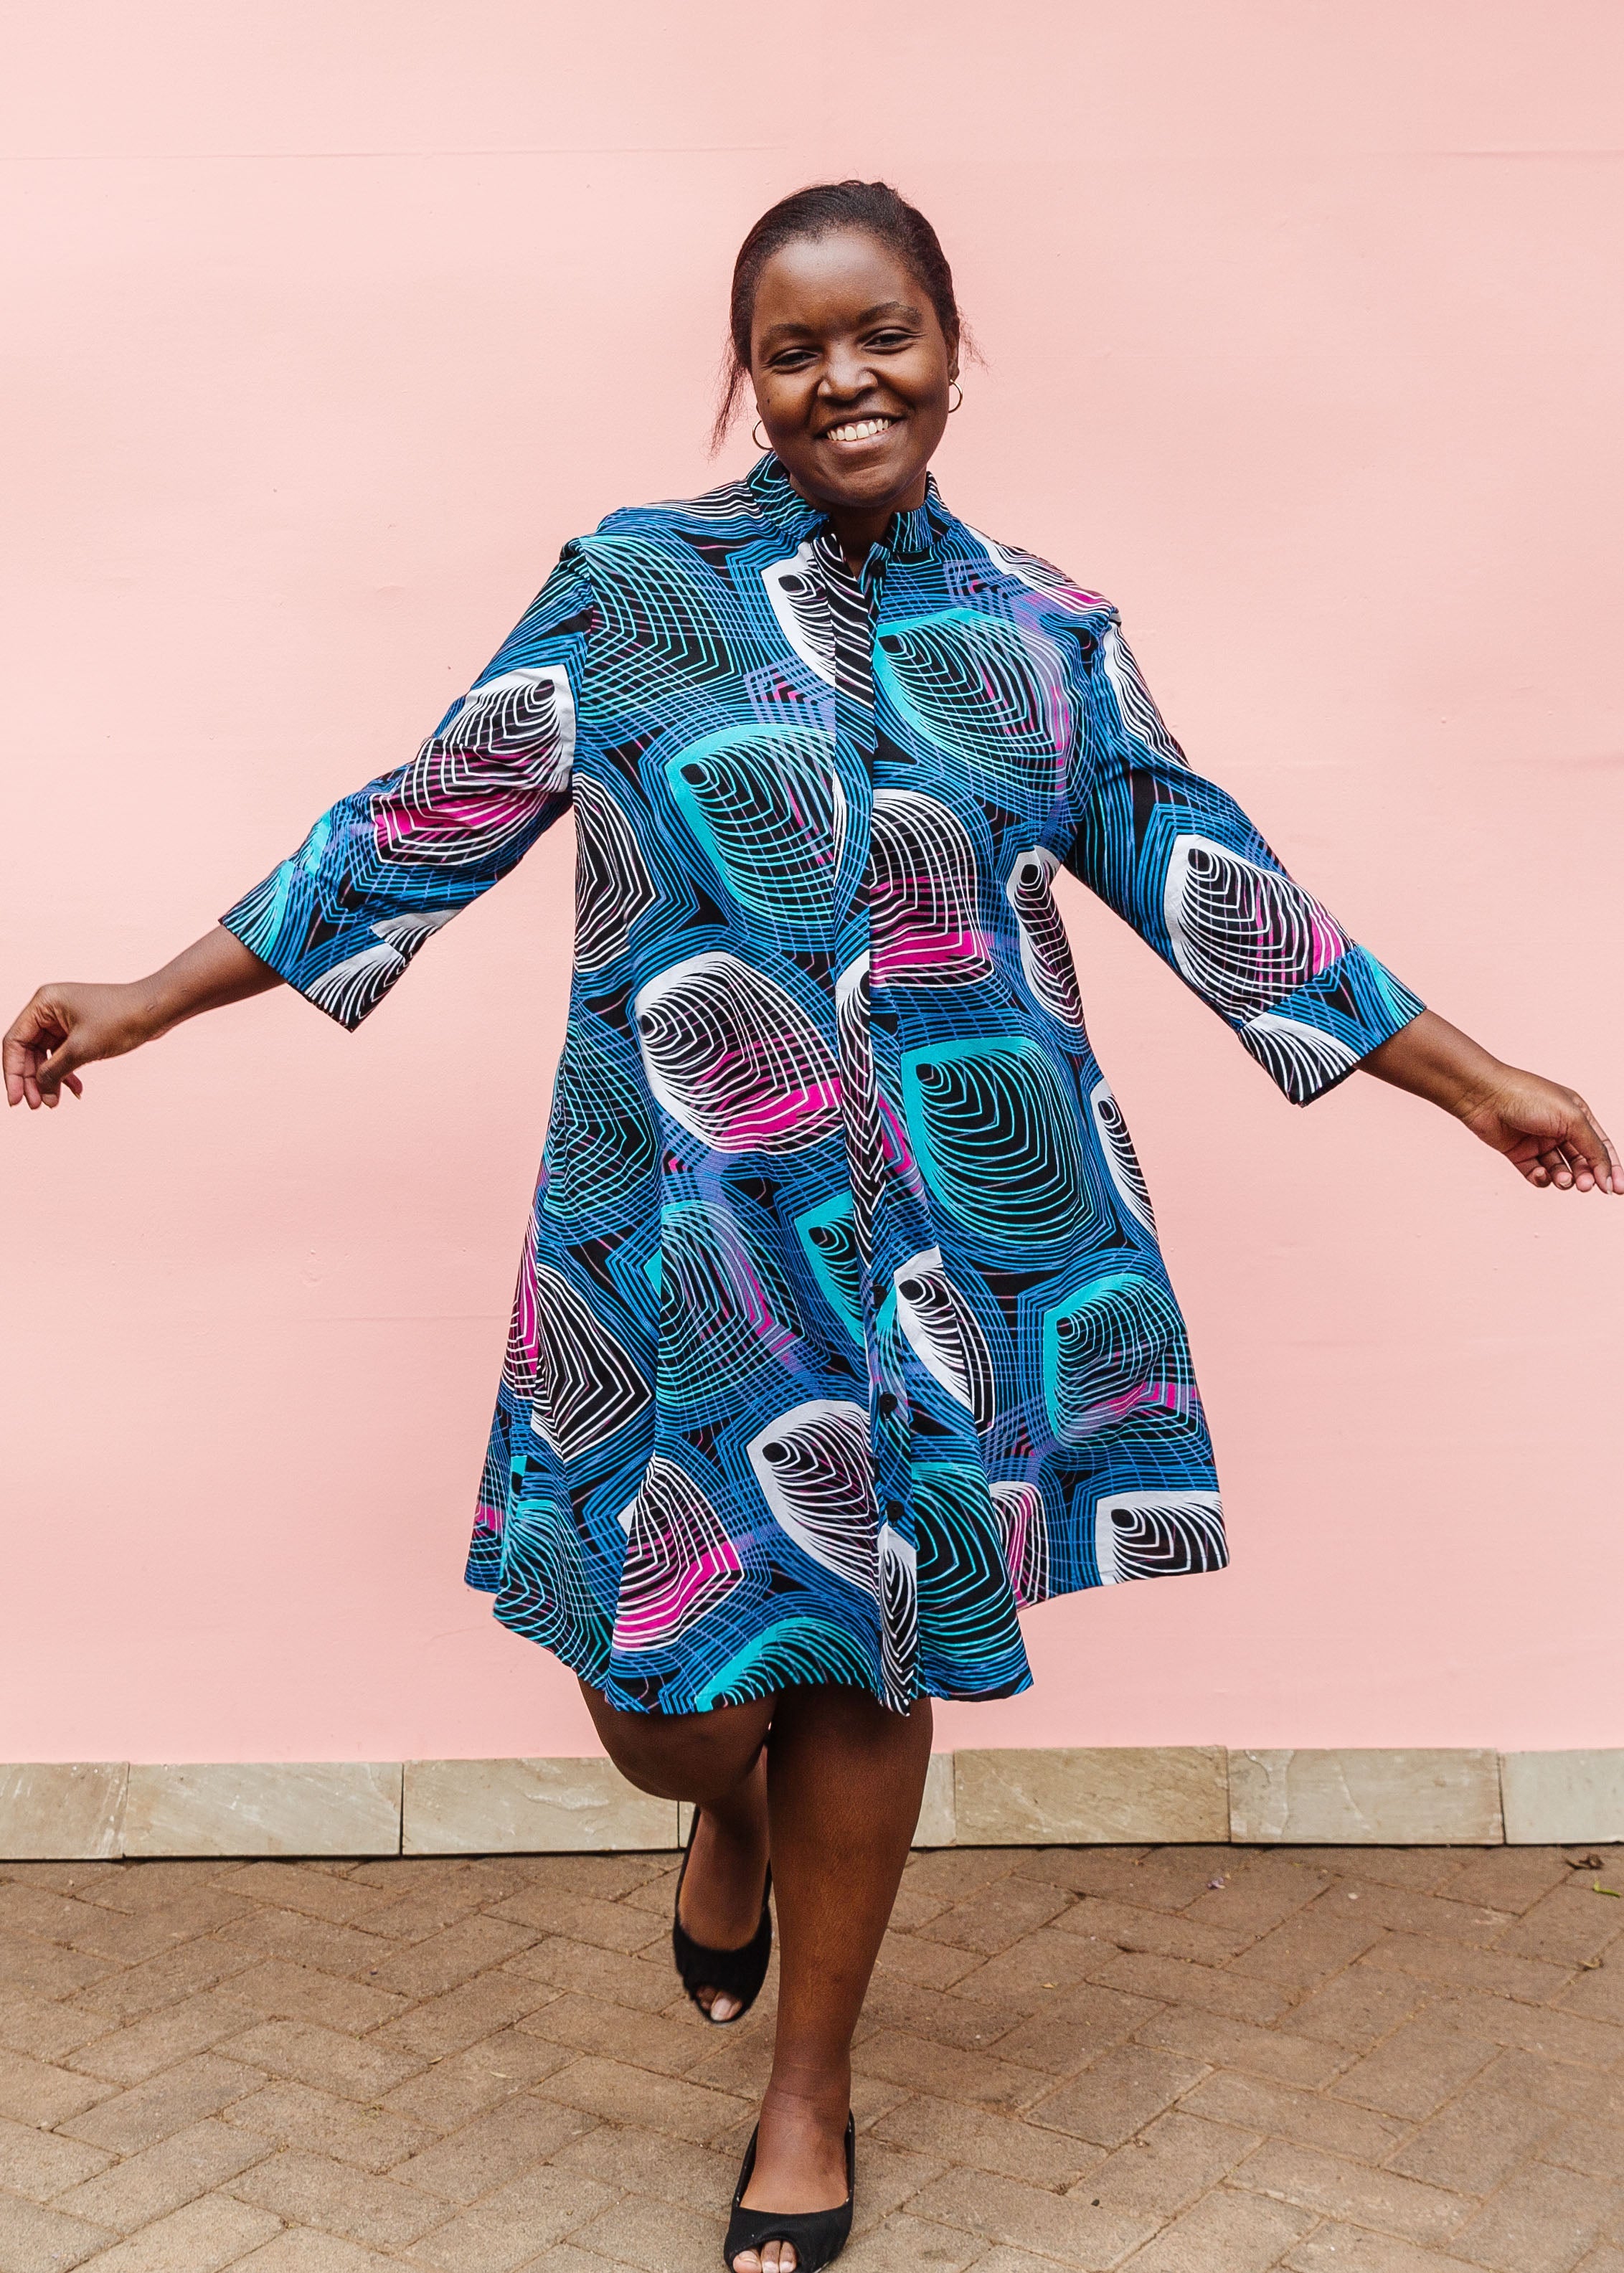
[752,420,770,451]
[948,382,964,414]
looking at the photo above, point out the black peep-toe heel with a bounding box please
[722,2112,854,2273]
[671,1807,772,2026]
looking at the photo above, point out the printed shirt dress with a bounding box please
[223,454,1423,1716]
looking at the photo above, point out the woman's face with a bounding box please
[749,228,957,524]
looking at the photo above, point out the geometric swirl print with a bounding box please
[222,451,1423,1716]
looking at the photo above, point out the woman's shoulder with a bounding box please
[573,478,769,552]
[946,517,1119,627]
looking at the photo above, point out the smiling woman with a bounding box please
[4,178,1618,2273]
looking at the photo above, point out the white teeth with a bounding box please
[826,417,897,443]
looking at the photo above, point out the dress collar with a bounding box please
[745,452,948,565]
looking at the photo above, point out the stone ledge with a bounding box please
[1228,1747,1503,1846]
[404,1757,677,1853]
[5,1747,1620,1858]
[121,1763,402,1858]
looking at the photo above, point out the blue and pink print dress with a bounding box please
[224,455,1422,1715]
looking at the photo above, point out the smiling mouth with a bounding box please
[821,415,902,445]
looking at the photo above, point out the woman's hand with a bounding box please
[4,928,282,1110]
[4,982,161,1109]
[1363,1009,1620,1194]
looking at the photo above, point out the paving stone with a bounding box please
[905,2163,1158,2268]
[220,2078,438,2173]
[1096,1949,1295,2023]
[405,2163,617,2272]
[520,1990,720,2076]
[839,2211,988,2273]
[379,2026,575,2128]
[1331,2022,1500,2119]
[367,1917,539,2000]
[502,1934,681,2012]
[227,2145,450,2246]
[1230,2139,1471,2246]
[1118,2183,1312,2272]
[0,2193,115,2272]
[1554,1960,1624,2026]
[1135,2006,1346,2088]
[1181,1858,1333,1940]
[86,1868,237,1917]
[567,2191,722,2273]
[68,1942,257,2021]
[0,1989,112,2064]
[0,2112,114,2203]
[212,1960,409,2035]
[1359,1934,1574,2005]
[903,1850,1024,1904]
[1447,1852,1576,1916]
[872,2092,1105,2188]
[67,2191,281,2269]
[852,2028,1051,2110]
[390,2094,598,2202]
[1181,2068,1407,2163]
[1310,1881,1517,1947]
[872,1930,988,1990]
[1427,1989,1624,2068]
[212,1864,402,1927]
[0,1937,113,2000]
[915,1878,1074,1956]
[66,1993,258,2086]
[1283,1969,1430,2050]
[1476,2049,1624,2125]
[62,1891,252,1967]
[1541,2114,1624,2180]
[983,1981,1163,2075]
[1026,2045,1207,2147]
[958,1922,1118,2002]
[235,2229,398,2270]
[1074,2109,1259,2218]
[1285,2222,1482,2272]
[536,2053,752,2142]
[1273,1854,1465,1891]
[218,2016,427,2101]
[0,1842,1602,2273]
[57,2055,262,2154]
[1050,1895,1252,1967]
[1450,2161,1615,2272]
[0,2048,118,2127]
[488,1886,669,1954]
[1386,2083,1564,2193]
[1225,1913,1386,1990]
[376,1972,559,2061]
[52,2117,272,2232]
[1493,1881,1624,1967]
[215,1909,392,1979]
[551,2122,746,2211]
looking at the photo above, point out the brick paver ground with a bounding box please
[1,1840,1621,2272]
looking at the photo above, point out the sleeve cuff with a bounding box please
[1237,948,1425,1106]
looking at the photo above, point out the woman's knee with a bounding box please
[577,1683,774,1804]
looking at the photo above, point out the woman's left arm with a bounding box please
[1362,1009,1620,1194]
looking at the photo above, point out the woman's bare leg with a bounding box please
[581,1680,932,2272]
[739,1686,932,2271]
[578,1684,774,2019]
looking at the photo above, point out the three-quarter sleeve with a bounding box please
[221,549,596,1030]
[1062,617,1423,1105]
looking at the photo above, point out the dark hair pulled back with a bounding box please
[712,179,963,453]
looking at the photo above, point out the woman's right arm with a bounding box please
[4,927,280,1110]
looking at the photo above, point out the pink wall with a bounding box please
[4,1,1622,1765]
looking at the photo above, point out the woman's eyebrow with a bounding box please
[757,301,925,346]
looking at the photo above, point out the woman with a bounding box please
[7,180,1618,2272]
